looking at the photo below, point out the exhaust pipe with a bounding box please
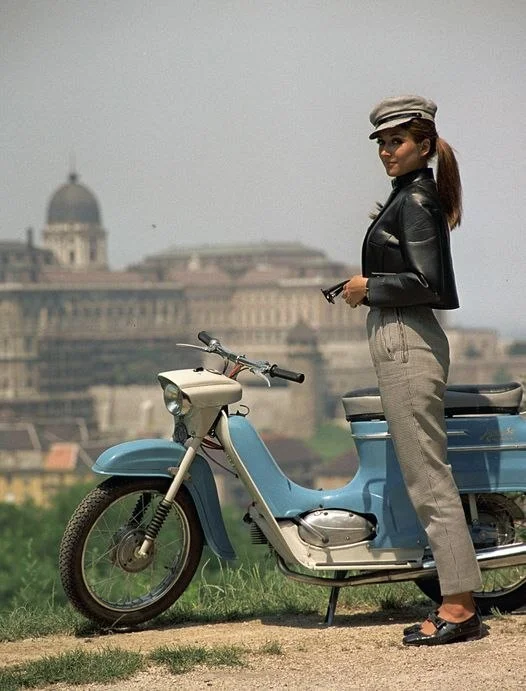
[276,542,526,588]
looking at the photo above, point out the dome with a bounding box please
[47,172,101,225]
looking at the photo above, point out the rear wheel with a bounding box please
[416,493,526,614]
[59,477,203,626]
[415,494,526,614]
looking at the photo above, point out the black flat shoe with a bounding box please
[403,610,438,636]
[402,611,482,647]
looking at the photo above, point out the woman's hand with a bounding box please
[342,275,368,308]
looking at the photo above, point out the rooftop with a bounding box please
[47,172,101,225]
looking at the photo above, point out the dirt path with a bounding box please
[1,611,525,689]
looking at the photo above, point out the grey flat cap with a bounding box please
[369,95,437,139]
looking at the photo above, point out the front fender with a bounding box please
[93,439,236,561]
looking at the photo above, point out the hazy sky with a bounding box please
[2,1,525,336]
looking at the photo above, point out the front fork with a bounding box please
[138,436,203,557]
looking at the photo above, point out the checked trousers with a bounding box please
[367,305,483,595]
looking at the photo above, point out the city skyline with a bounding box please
[2,1,525,336]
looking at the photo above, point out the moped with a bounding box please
[59,331,526,627]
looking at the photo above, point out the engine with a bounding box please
[297,509,375,547]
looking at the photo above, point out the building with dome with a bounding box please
[1,167,515,452]
[42,172,108,271]
[0,167,371,436]
[0,171,191,427]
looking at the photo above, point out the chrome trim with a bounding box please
[352,433,526,453]
[353,430,468,441]
[449,443,526,453]
[276,542,526,588]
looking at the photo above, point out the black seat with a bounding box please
[342,382,524,422]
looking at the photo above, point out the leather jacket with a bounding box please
[362,168,459,310]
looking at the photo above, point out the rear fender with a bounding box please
[93,439,236,561]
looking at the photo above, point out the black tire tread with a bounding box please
[59,476,203,626]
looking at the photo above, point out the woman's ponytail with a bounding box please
[404,120,463,230]
[435,136,462,229]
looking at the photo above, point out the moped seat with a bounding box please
[342,382,524,422]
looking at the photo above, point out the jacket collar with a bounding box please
[392,167,434,189]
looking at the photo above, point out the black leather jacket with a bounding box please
[362,168,459,310]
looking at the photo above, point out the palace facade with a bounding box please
[1,171,524,435]
[2,171,526,505]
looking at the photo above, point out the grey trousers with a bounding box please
[367,306,482,595]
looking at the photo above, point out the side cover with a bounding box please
[93,439,236,560]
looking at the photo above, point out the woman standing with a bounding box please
[342,95,483,646]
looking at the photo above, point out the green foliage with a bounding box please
[305,422,356,461]
[0,481,96,613]
[0,648,144,690]
[508,340,526,356]
[0,604,82,642]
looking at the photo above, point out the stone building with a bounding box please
[0,172,193,426]
[2,169,526,504]
[0,170,372,433]
[1,169,525,442]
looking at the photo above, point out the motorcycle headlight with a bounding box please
[163,383,189,416]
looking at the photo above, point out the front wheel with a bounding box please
[59,477,204,626]
[415,493,526,614]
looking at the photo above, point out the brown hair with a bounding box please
[402,119,463,229]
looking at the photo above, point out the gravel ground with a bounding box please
[1,611,525,690]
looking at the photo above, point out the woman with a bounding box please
[342,95,483,646]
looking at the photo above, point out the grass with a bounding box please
[0,555,430,642]
[0,642,279,688]
[0,604,82,642]
[144,558,429,635]
[149,643,247,674]
[0,554,432,688]
[0,648,144,690]
[259,640,283,655]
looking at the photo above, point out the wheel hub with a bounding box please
[109,528,155,572]
[470,510,514,549]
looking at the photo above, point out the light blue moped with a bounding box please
[59,332,526,626]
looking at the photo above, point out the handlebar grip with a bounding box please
[269,365,305,384]
[198,331,214,345]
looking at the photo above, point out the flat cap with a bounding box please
[369,95,437,139]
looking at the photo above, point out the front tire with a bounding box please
[416,493,526,614]
[59,477,203,626]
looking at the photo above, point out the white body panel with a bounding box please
[215,412,423,571]
[159,368,242,407]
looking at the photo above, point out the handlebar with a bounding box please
[196,331,304,384]
[269,365,305,384]
[197,331,214,346]
[321,279,348,304]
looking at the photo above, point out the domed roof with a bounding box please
[47,172,101,225]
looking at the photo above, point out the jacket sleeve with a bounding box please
[366,191,444,307]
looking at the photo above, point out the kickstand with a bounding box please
[324,571,347,626]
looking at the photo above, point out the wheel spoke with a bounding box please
[81,488,191,612]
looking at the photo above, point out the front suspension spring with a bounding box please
[144,499,172,541]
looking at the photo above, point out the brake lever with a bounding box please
[175,343,210,353]
[250,369,271,386]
